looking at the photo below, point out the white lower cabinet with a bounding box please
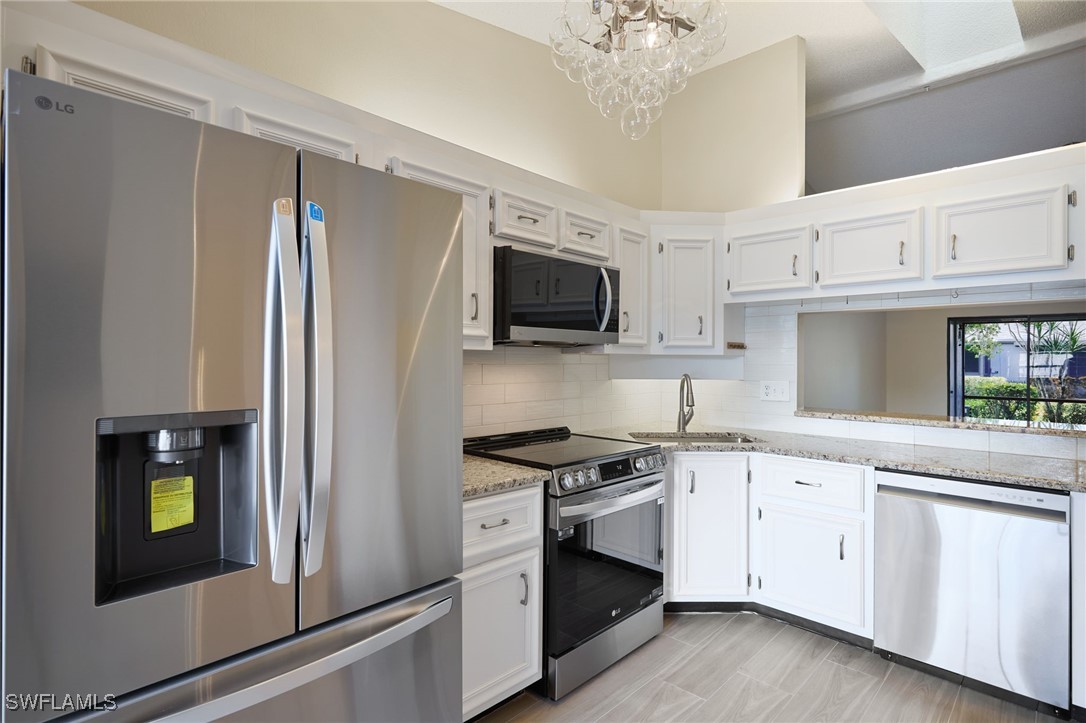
[751,456,873,638]
[669,453,749,601]
[755,504,864,629]
[459,488,543,720]
[460,546,542,720]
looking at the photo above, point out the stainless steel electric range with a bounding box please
[464,427,666,699]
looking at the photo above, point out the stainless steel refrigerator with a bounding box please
[2,71,464,722]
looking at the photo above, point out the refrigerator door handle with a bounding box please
[151,596,455,722]
[301,201,334,577]
[264,198,304,584]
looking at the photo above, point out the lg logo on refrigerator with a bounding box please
[34,96,75,114]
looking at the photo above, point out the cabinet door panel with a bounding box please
[671,455,748,600]
[819,208,922,286]
[459,546,542,720]
[729,225,812,293]
[758,505,863,629]
[388,157,491,348]
[617,227,649,346]
[933,185,1068,277]
[664,237,714,348]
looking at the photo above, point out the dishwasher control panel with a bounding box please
[874,469,1070,515]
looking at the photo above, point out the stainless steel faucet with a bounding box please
[677,374,695,433]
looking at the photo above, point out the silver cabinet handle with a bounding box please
[535,279,541,296]
[898,240,905,266]
[697,315,703,336]
[480,518,510,530]
[794,480,822,487]
[520,572,529,606]
[470,292,479,321]
[265,198,304,585]
[658,331,664,343]
[577,231,595,239]
[555,278,561,295]
[517,214,540,224]
[951,233,957,260]
[623,311,630,333]
[301,201,335,578]
[839,534,845,561]
[689,470,696,494]
[791,254,798,277]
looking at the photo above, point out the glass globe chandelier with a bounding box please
[550,0,728,140]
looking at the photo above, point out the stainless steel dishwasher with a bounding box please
[874,470,1070,714]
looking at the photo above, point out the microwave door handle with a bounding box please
[599,267,613,332]
[592,268,604,330]
[264,199,304,585]
[301,202,334,577]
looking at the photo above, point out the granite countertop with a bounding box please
[795,408,1086,438]
[462,454,549,500]
[589,427,1085,494]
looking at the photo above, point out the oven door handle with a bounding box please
[559,481,664,522]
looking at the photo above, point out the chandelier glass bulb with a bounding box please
[550,0,727,140]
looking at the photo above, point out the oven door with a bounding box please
[546,475,664,658]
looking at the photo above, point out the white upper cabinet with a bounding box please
[235,107,357,161]
[661,233,715,348]
[388,156,492,349]
[728,224,813,294]
[933,185,1069,278]
[491,188,559,249]
[616,226,649,347]
[558,209,611,260]
[817,208,923,287]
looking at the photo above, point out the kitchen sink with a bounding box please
[628,432,763,444]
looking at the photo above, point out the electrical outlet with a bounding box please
[760,381,789,401]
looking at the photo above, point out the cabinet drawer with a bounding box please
[559,209,610,260]
[761,457,864,512]
[463,486,542,567]
[492,188,558,248]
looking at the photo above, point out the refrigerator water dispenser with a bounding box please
[95,409,259,605]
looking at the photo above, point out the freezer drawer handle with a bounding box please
[152,596,455,723]
[481,518,510,530]
[300,201,335,578]
[263,198,304,585]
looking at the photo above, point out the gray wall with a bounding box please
[806,47,1086,194]
[799,311,887,411]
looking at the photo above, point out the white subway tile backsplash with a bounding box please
[462,363,482,385]
[544,381,582,400]
[848,421,915,445]
[503,346,563,365]
[988,431,1077,460]
[463,406,482,427]
[563,364,600,382]
[504,382,548,403]
[525,400,566,419]
[463,384,505,406]
[595,395,627,412]
[579,412,614,430]
[464,349,502,365]
[1079,438,1086,461]
[913,426,989,452]
[563,398,584,416]
[482,402,526,425]
[482,364,563,384]
[463,423,505,438]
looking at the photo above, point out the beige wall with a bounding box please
[799,310,887,412]
[80,1,664,209]
[660,37,806,213]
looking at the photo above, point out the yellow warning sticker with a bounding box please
[150,476,194,533]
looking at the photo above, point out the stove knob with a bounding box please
[634,457,646,472]
[559,472,574,491]
[655,453,665,468]
[586,467,599,485]
[574,469,587,487]
[646,456,656,469]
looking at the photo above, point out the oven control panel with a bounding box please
[551,449,665,496]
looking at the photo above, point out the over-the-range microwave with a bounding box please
[493,246,620,346]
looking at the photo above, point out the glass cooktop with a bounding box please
[463,427,655,469]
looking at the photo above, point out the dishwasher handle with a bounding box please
[876,484,1068,524]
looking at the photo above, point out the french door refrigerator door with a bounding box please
[297,152,464,628]
[2,72,298,719]
[72,579,461,722]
